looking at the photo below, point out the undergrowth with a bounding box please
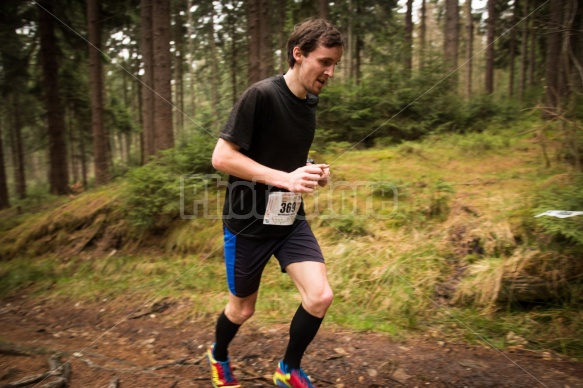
[0,117,582,359]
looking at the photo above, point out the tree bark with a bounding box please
[10,94,26,199]
[173,1,184,137]
[248,0,261,84]
[404,0,413,76]
[152,0,174,151]
[354,1,363,84]
[444,0,459,85]
[0,118,9,209]
[259,0,271,80]
[419,0,427,70]
[210,4,219,121]
[485,0,496,94]
[38,0,69,195]
[140,0,155,162]
[519,0,529,100]
[464,0,473,99]
[247,0,271,84]
[529,7,536,86]
[186,0,196,119]
[570,0,583,92]
[508,0,519,97]
[87,0,109,185]
[544,0,563,112]
[319,0,329,20]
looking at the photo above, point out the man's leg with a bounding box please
[283,261,333,369]
[213,291,258,361]
[208,292,258,387]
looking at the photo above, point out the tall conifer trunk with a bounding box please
[0,120,9,209]
[87,0,109,184]
[465,0,473,99]
[485,0,496,94]
[152,0,174,151]
[444,0,459,86]
[140,0,155,161]
[38,0,69,195]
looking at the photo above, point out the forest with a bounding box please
[0,0,583,386]
[0,0,581,199]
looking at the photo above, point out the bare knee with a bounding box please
[304,288,334,318]
[225,303,255,325]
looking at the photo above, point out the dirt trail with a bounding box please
[0,296,581,388]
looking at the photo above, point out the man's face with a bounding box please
[294,44,343,95]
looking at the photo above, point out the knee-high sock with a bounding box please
[213,311,241,362]
[283,304,324,370]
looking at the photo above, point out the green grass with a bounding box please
[0,116,582,359]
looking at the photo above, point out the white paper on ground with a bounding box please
[534,210,583,218]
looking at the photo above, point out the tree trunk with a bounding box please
[259,0,271,80]
[485,0,496,94]
[248,0,261,84]
[247,0,271,84]
[345,0,353,80]
[444,0,459,85]
[210,4,219,121]
[152,0,174,151]
[354,1,363,84]
[319,0,329,20]
[186,0,196,119]
[419,0,427,70]
[544,0,563,112]
[0,4,27,200]
[140,0,155,162]
[87,0,109,185]
[0,118,10,209]
[464,0,473,99]
[529,8,536,86]
[519,0,529,100]
[38,0,69,195]
[79,126,88,187]
[10,94,26,199]
[570,0,583,92]
[173,1,184,138]
[227,2,241,105]
[508,0,518,97]
[404,0,413,77]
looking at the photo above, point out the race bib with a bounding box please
[263,192,302,225]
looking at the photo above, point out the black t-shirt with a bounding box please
[220,75,318,238]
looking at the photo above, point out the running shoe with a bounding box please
[273,360,316,388]
[207,344,241,388]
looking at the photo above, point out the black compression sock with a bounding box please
[213,311,241,362]
[283,304,324,370]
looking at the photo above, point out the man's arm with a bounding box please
[212,138,326,193]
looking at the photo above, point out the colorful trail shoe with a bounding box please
[207,344,241,388]
[273,360,316,388]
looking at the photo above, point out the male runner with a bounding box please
[207,18,344,388]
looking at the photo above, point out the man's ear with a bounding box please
[293,47,303,65]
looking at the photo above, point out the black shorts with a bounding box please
[223,220,325,297]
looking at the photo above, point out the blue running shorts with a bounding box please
[222,220,325,298]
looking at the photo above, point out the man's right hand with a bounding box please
[287,164,328,193]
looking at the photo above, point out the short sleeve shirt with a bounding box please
[220,75,318,238]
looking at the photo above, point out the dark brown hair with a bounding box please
[287,19,345,68]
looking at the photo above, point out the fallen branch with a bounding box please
[1,372,50,388]
[1,353,71,388]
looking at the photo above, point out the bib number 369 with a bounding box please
[264,192,302,225]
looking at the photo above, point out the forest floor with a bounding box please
[1,295,582,388]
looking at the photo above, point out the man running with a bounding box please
[207,18,344,388]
